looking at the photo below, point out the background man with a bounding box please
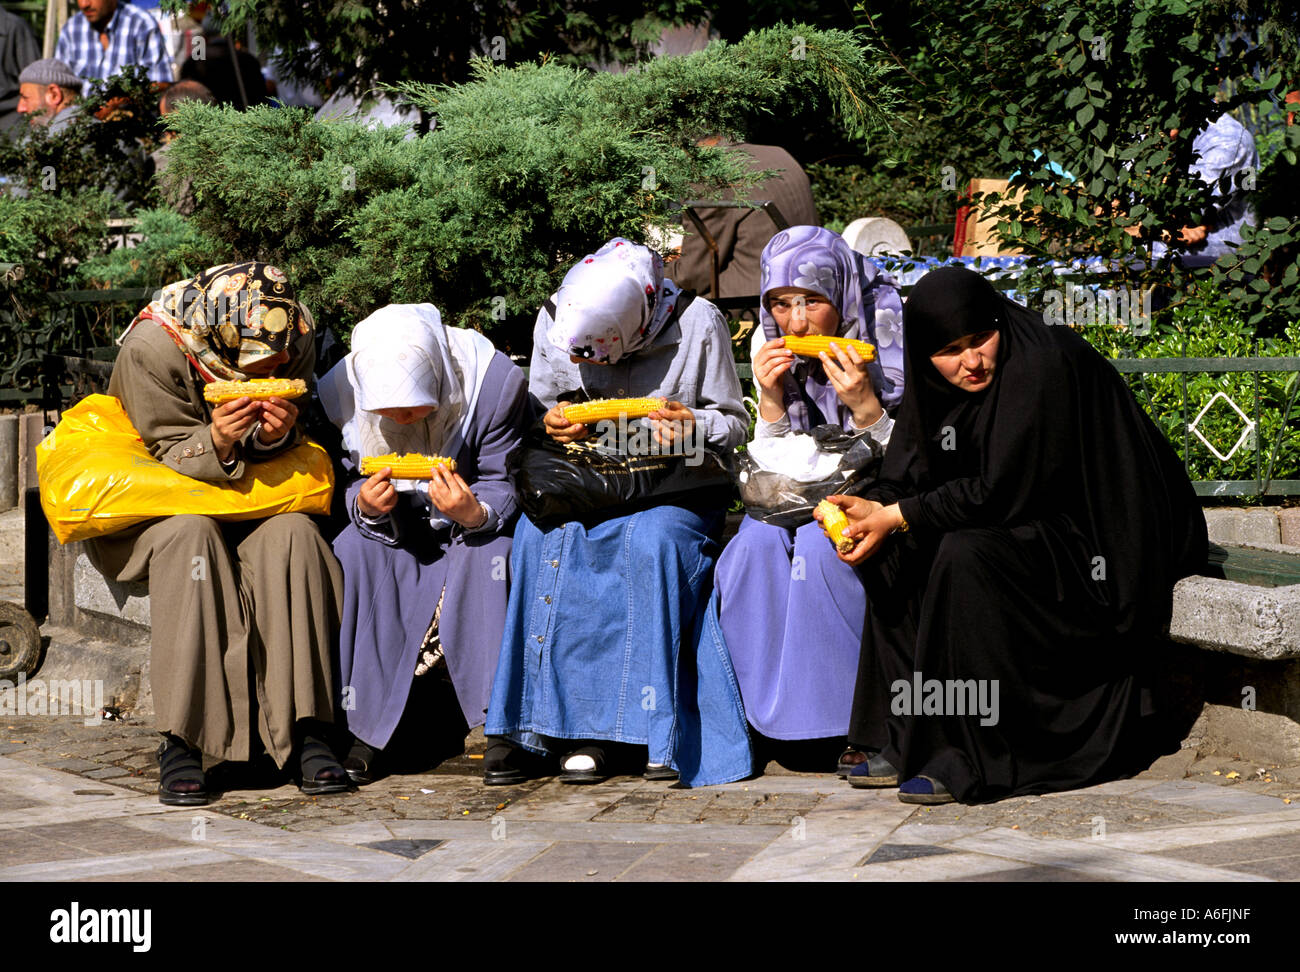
[16,58,84,135]
[56,0,173,84]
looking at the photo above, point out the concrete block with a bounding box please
[0,414,17,511]
[15,412,47,496]
[1169,576,1300,661]
[1203,508,1281,547]
[1199,703,1300,767]
[1279,509,1300,549]
[72,552,150,629]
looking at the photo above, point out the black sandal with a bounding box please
[342,738,381,786]
[298,735,351,795]
[837,747,870,778]
[157,734,210,806]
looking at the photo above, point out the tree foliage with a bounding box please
[168,0,714,99]
[867,0,1299,333]
[149,25,893,352]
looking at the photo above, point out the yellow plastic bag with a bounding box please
[36,394,335,544]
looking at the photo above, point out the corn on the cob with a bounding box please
[816,499,856,553]
[782,335,876,362]
[360,453,457,479]
[563,397,667,424]
[203,378,308,403]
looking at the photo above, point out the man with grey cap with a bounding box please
[17,58,84,135]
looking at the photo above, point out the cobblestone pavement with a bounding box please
[2,715,1299,882]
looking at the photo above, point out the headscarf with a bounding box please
[123,262,312,382]
[759,225,904,430]
[317,304,497,507]
[870,265,1206,634]
[547,238,683,364]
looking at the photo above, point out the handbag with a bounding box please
[512,421,733,525]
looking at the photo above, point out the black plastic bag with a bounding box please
[512,423,733,525]
[736,424,883,529]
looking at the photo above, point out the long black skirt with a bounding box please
[847,525,1171,803]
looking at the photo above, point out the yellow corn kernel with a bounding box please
[781,335,876,362]
[816,499,855,553]
[360,453,457,479]
[563,397,667,424]
[203,378,308,403]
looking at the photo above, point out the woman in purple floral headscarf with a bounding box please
[706,225,905,774]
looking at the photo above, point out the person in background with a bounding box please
[153,78,215,213]
[15,59,84,136]
[57,0,174,85]
[0,6,39,135]
[179,30,269,108]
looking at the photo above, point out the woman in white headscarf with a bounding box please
[484,238,755,787]
[318,304,531,783]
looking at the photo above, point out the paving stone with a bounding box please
[82,766,131,780]
[504,840,654,881]
[362,838,445,860]
[45,758,103,773]
[864,843,958,864]
[947,864,1104,882]
[616,841,756,881]
[697,808,750,825]
[1154,833,1300,866]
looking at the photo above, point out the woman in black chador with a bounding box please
[824,266,1207,805]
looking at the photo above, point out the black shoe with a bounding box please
[559,744,609,785]
[847,753,900,789]
[483,737,550,786]
[343,738,382,786]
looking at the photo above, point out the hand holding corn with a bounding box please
[358,467,398,517]
[647,400,694,447]
[544,401,590,444]
[428,463,486,529]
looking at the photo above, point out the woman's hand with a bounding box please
[827,498,906,566]
[429,464,486,529]
[648,400,695,447]
[820,342,882,429]
[210,396,260,460]
[256,396,298,444]
[358,467,398,517]
[544,401,589,443]
[754,337,795,422]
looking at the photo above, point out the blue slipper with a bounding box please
[898,775,955,805]
[847,753,899,788]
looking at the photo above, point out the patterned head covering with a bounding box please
[759,225,905,429]
[547,238,684,365]
[126,262,312,382]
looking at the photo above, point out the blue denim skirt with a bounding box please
[485,504,754,786]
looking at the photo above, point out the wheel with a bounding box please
[0,602,40,682]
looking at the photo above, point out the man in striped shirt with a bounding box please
[56,0,173,85]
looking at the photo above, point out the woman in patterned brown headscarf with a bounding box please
[86,262,350,805]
